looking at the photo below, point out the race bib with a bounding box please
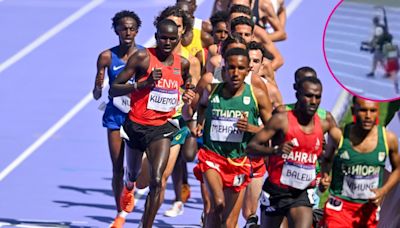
[113,95,131,113]
[341,174,379,200]
[147,87,179,112]
[280,161,316,190]
[233,174,245,186]
[210,117,243,142]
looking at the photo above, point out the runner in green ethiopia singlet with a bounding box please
[203,83,259,159]
[330,124,388,203]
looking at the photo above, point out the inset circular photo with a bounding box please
[324,0,400,101]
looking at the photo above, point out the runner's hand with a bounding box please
[319,173,331,192]
[93,86,102,100]
[191,123,203,137]
[279,141,294,154]
[236,112,249,132]
[369,188,386,206]
[182,84,196,104]
[147,68,162,86]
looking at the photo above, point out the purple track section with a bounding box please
[0,0,349,227]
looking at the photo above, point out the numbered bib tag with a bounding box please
[280,161,316,190]
[210,117,243,142]
[147,87,179,112]
[233,174,245,186]
[113,95,131,113]
[342,174,379,200]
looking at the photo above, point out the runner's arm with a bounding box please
[246,113,286,156]
[93,50,111,100]
[370,130,400,205]
[109,49,149,97]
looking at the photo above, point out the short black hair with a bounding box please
[248,41,274,60]
[221,34,246,56]
[223,47,250,62]
[231,16,254,32]
[154,5,193,35]
[229,4,252,17]
[112,10,142,30]
[156,18,178,32]
[297,76,322,92]
[210,11,229,28]
[294,66,317,82]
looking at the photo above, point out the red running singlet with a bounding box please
[129,48,183,126]
[267,110,323,190]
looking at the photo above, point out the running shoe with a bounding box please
[164,201,184,217]
[366,72,375,77]
[244,214,259,228]
[120,186,135,213]
[109,216,125,228]
[181,184,191,203]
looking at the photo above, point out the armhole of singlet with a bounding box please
[249,84,259,114]
[208,83,221,100]
[381,126,389,156]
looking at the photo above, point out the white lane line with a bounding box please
[325,48,371,60]
[286,0,303,16]
[0,0,302,182]
[0,86,101,181]
[0,0,215,182]
[334,70,395,88]
[328,58,370,70]
[0,0,104,74]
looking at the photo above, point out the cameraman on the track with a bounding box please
[366,16,392,77]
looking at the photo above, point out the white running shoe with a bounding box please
[164,201,184,217]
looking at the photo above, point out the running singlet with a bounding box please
[330,124,388,203]
[129,48,183,126]
[109,45,144,113]
[267,110,323,189]
[203,83,259,158]
[182,18,205,64]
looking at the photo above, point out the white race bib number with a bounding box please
[342,174,379,200]
[280,161,316,190]
[210,118,243,142]
[147,87,179,112]
[113,95,131,113]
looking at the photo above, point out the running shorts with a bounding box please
[193,147,251,192]
[322,195,379,228]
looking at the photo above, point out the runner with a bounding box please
[109,19,192,228]
[247,77,342,228]
[321,96,400,228]
[91,10,142,227]
[184,47,272,227]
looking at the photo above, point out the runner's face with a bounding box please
[213,22,229,43]
[353,99,379,130]
[232,24,253,44]
[156,24,179,55]
[167,16,185,40]
[249,49,263,74]
[297,82,322,116]
[115,17,138,47]
[223,55,249,90]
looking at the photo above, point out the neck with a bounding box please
[352,123,375,141]
[155,48,172,63]
[293,108,314,126]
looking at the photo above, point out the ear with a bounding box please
[295,91,299,100]
[154,32,157,40]
[293,83,297,91]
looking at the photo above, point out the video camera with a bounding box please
[360,41,375,53]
